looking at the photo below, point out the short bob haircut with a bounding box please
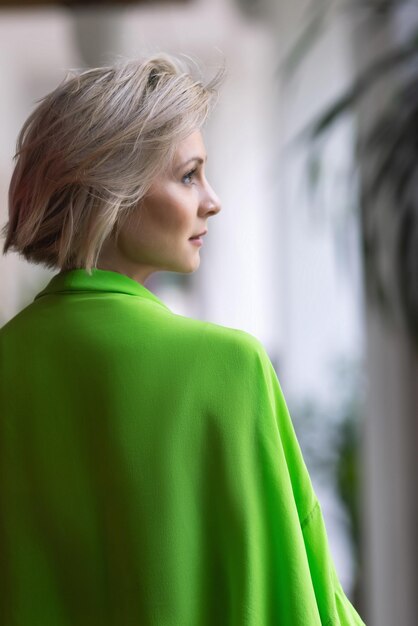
[1,52,226,274]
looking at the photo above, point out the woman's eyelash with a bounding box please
[182,168,197,184]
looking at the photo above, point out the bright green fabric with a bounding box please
[0,268,366,625]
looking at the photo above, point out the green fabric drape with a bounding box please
[0,268,366,625]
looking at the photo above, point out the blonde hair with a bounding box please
[1,52,226,273]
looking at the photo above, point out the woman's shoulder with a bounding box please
[167,310,266,360]
[192,316,257,343]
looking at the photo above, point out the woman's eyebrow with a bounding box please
[176,155,208,171]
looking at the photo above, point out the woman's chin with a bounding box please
[164,255,200,274]
[182,253,201,274]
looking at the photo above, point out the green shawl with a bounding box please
[0,268,366,625]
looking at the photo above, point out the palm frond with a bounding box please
[279,0,414,83]
[278,0,333,81]
[361,81,418,202]
[288,27,418,150]
[355,75,418,339]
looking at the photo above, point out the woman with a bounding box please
[0,53,366,625]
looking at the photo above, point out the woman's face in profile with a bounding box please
[99,129,221,284]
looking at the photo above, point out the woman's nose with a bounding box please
[202,183,222,215]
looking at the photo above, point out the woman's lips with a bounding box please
[189,230,207,239]
[189,236,203,246]
[189,230,206,245]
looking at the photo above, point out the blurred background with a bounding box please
[1,1,418,625]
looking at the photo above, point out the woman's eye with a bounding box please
[182,168,197,185]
